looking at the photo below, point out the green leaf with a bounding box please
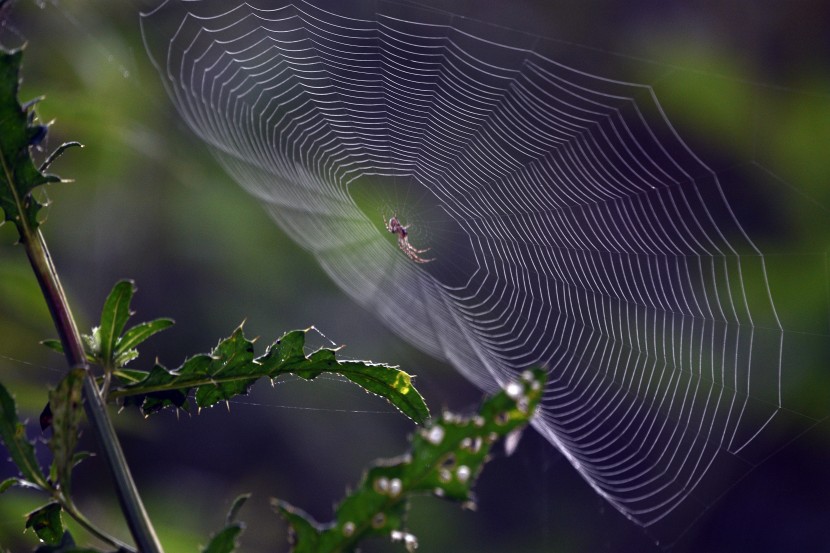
[0,48,64,237]
[0,476,19,493]
[200,494,250,553]
[0,380,49,489]
[39,141,82,173]
[98,280,136,370]
[201,526,243,553]
[47,369,85,493]
[112,327,429,424]
[26,502,64,544]
[275,368,546,553]
[43,281,173,371]
[40,339,65,355]
[34,530,103,553]
[115,317,174,356]
[226,493,250,525]
[112,368,153,385]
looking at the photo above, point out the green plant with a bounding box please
[0,32,543,553]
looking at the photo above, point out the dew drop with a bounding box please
[342,521,356,537]
[521,370,534,382]
[505,428,523,455]
[392,530,419,552]
[374,476,390,494]
[439,468,452,483]
[426,425,445,445]
[389,478,403,498]
[505,381,522,399]
[456,465,471,483]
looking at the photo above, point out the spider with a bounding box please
[385,214,434,264]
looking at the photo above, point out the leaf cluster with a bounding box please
[0,371,88,546]
[42,280,173,378]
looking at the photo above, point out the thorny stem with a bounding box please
[22,228,163,553]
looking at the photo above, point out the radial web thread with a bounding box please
[142,0,787,535]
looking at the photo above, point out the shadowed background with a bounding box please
[1,1,828,552]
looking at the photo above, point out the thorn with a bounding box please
[21,95,45,110]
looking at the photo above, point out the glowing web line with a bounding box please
[142,0,785,533]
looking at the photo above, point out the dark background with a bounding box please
[1,1,829,552]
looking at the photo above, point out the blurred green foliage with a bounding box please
[0,2,828,553]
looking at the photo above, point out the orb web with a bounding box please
[141,0,786,536]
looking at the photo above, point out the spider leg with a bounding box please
[400,237,434,263]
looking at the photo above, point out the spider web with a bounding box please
[140,0,809,539]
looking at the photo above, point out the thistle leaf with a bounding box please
[0,48,65,237]
[113,327,429,424]
[275,368,546,553]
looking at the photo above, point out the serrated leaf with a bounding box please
[0,48,62,237]
[274,502,321,550]
[115,317,174,356]
[112,327,429,424]
[0,380,49,489]
[26,502,63,544]
[47,369,85,493]
[276,368,546,553]
[98,280,135,370]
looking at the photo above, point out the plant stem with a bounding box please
[62,498,137,553]
[23,229,163,553]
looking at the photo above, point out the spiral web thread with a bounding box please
[142,0,786,534]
